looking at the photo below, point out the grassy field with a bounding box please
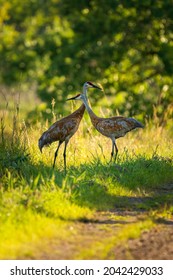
[0,95,173,259]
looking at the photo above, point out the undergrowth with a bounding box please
[0,101,173,259]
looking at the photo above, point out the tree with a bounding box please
[0,0,173,120]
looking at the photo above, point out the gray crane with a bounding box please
[38,82,101,170]
[67,82,144,161]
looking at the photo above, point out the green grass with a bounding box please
[0,103,173,259]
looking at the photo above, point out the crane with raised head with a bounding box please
[38,82,101,171]
[67,84,144,161]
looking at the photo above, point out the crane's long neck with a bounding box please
[82,84,88,96]
[82,96,92,113]
[82,94,98,121]
[81,85,90,112]
[82,85,93,113]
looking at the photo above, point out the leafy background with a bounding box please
[0,0,173,121]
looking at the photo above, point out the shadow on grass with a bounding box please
[25,155,173,214]
[1,147,173,218]
[65,156,173,210]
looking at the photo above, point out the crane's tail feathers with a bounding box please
[136,121,144,128]
[129,118,144,129]
[38,138,43,153]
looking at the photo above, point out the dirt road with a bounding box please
[20,183,173,260]
[25,209,173,260]
[110,222,173,259]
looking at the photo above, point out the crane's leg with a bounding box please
[110,139,115,162]
[53,141,62,168]
[114,141,118,162]
[110,139,118,162]
[63,139,69,172]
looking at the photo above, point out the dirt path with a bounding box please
[110,222,173,260]
[21,183,173,260]
[25,210,173,260]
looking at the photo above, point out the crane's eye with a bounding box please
[87,81,93,86]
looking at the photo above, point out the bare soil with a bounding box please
[26,210,173,260]
[110,222,173,260]
[21,184,173,260]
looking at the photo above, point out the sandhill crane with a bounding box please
[67,87,144,161]
[38,82,101,171]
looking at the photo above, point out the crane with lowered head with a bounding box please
[38,81,101,171]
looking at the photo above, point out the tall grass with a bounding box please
[0,96,173,259]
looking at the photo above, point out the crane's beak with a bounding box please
[66,94,81,101]
[92,84,102,90]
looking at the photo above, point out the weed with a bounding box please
[0,97,173,259]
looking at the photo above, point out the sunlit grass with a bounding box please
[0,211,68,259]
[0,99,173,259]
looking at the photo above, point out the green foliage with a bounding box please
[0,103,173,258]
[0,0,173,119]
